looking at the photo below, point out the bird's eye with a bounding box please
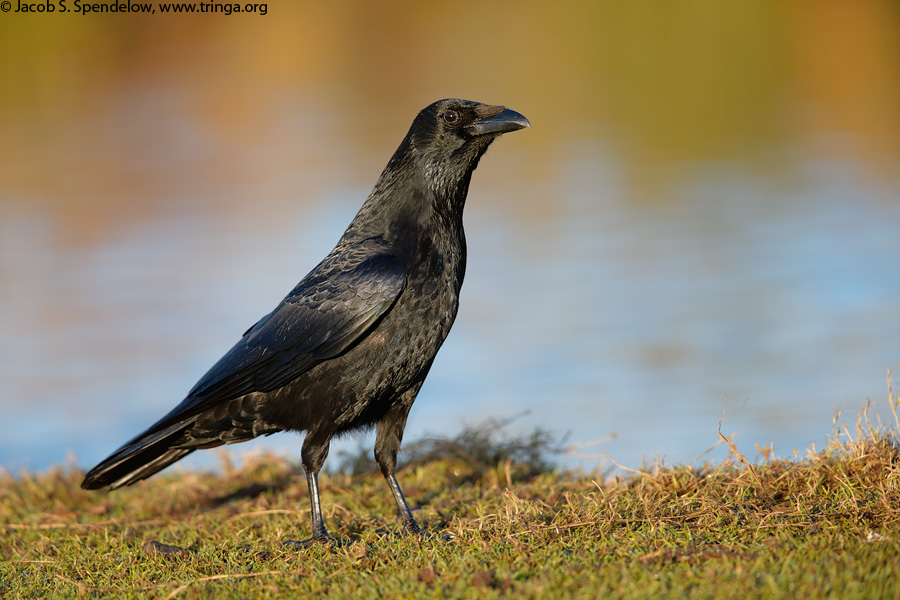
[442,110,459,125]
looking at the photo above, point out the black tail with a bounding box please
[81,421,197,490]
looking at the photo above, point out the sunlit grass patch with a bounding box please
[2,399,899,599]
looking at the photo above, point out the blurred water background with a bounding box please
[1,1,899,476]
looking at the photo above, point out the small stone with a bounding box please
[142,540,190,558]
[417,566,437,585]
[471,570,497,588]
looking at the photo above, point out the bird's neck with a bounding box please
[353,149,473,234]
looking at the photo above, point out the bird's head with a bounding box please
[405,99,530,199]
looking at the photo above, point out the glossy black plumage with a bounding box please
[81,99,530,542]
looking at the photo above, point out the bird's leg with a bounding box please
[284,433,336,548]
[374,401,423,535]
[385,470,422,534]
[284,471,335,548]
[307,471,332,539]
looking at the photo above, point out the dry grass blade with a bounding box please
[55,569,300,596]
[889,365,900,431]
[717,397,763,488]
[2,518,166,530]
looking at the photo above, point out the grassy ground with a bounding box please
[2,410,900,599]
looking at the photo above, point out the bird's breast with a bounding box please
[377,230,464,371]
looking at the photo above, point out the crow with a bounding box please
[81,99,530,545]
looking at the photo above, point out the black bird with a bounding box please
[81,99,530,545]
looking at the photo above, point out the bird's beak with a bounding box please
[469,106,531,136]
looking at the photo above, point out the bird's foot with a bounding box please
[401,519,453,541]
[414,530,454,542]
[402,520,423,536]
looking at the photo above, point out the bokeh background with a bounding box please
[2,1,899,475]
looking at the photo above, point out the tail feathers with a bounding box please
[81,421,197,490]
